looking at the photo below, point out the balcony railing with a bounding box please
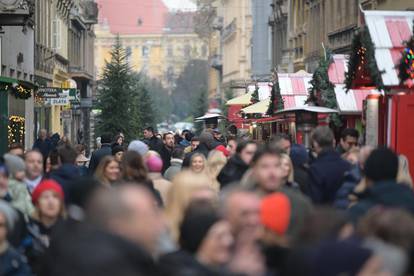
[35,43,54,74]
[221,19,237,42]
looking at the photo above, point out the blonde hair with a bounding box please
[190,153,208,174]
[164,171,215,241]
[95,156,118,185]
[280,153,294,183]
[207,150,227,192]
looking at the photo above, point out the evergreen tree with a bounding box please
[95,36,137,139]
[136,79,156,133]
[193,89,208,134]
[307,49,342,127]
[266,74,283,116]
[250,83,259,104]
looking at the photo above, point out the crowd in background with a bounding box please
[1,125,414,275]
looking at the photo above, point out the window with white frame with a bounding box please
[52,17,61,50]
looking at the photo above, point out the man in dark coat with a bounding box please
[306,126,351,204]
[32,129,51,162]
[41,184,163,276]
[50,145,81,204]
[88,133,112,174]
[159,132,175,174]
[217,140,257,188]
[143,127,163,153]
[182,131,215,168]
[349,147,414,223]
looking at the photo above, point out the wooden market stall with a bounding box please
[344,9,414,176]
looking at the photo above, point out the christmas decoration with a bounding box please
[306,49,342,127]
[345,26,386,92]
[398,20,414,87]
[8,115,25,145]
[0,82,33,99]
[266,71,284,116]
[250,83,260,104]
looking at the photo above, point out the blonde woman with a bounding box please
[164,171,216,242]
[94,156,121,187]
[189,153,208,174]
[280,153,299,189]
[207,150,228,192]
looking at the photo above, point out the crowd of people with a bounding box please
[1,125,414,275]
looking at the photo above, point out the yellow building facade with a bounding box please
[94,15,208,89]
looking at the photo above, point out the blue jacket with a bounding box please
[50,164,81,203]
[306,150,351,204]
[334,165,362,209]
[0,246,31,276]
[348,180,414,223]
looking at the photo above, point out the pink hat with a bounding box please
[146,154,163,173]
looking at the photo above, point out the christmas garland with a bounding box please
[250,83,260,104]
[8,115,25,145]
[266,79,284,116]
[398,20,414,87]
[345,26,386,92]
[307,49,342,127]
[0,82,33,99]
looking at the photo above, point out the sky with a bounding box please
[162,0,197,11]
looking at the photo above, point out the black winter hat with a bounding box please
[179,201,220,254]
[112,145,125,156]
[364,147,399,182]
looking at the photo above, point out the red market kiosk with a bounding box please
[345,10,414,176]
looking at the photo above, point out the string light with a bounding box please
[8,116,25,145]
[403,47,414,79]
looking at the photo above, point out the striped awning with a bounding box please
[363,10,414,86]
[329,55,382,113]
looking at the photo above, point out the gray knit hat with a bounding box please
[128,140,149,156]
[0,200,18,232]
[3,153,25,177]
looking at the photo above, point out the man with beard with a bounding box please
[160,133,175,174]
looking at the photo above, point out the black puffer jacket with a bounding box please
[217,155,249,188]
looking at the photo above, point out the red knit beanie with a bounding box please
[215,145,229,157]
[260,193,291,236]
[32,179,64,205]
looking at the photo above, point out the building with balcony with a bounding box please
[220,0,253,94]
[34,0,98,149]
[0,0,35,154]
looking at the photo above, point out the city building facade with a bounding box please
[34,0,97,149]
[94,0,207,93]
[270,0,414,73]
[0,0,35,154]
[220,0,253,94]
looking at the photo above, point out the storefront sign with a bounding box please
[47,97,69,106]
[37,87,62,98]
[37,88,79,106]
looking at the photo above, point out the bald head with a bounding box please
[221,187,261,237]
[87,184,164,254]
